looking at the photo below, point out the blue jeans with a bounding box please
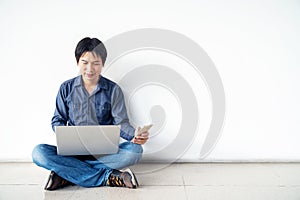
[32,142,143,188]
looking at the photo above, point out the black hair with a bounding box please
[75,37,107,65]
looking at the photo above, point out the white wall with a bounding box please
[0,0,299,162]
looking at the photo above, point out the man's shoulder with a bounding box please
[58,76,80,95]
[100,76,119,89]
[60,76,79,88]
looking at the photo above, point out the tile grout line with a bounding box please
[0,184,41,186]
[182,175,189,200]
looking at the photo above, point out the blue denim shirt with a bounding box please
[51,75,135,141]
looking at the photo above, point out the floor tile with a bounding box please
[0,162,48,185]
[185,185,300,200]
[133,163,184,186]
[1,162,300,200]
[0,185,44,200]
[182,163,300,187]
[44,186,187,200]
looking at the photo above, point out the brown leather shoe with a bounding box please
[44,171,73,191]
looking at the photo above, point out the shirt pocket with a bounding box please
[97,102,112,122]
[72,102,83,124]
[73,103,81,111]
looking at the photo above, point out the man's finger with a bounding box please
[135,136,148,140]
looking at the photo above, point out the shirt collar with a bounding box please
[74,75,108,90]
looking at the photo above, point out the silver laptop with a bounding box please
[55,125,120,155]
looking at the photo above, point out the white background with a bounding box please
[0,0,299,162]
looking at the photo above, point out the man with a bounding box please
[32,37,149,190]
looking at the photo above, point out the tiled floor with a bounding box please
[1,162,300,200]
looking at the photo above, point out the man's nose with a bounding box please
[86,63,92,70]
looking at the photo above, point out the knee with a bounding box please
[32,144,46,165]
[130,143,143,154]
[132,144,143,163]
[32,144,55,166]
[121,142,143,154]
[121,142,143,164]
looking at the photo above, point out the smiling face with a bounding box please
[78,51,103,84]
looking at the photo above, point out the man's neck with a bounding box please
[82,76,100,87]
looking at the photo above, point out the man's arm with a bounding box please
[51,84,68,132]
[111,85,149,144]
[111,85,135,141]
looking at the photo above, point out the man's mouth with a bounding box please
[85,73,95,78]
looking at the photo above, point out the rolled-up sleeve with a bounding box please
[111,85,135,141]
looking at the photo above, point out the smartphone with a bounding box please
[136,124,153,136]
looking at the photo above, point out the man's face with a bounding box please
[77,51,103,83]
